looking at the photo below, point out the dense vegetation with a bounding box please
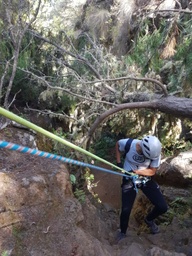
[0,0,192,157]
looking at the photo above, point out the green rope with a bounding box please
[0,107,129,174]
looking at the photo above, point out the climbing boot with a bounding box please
[145,218,160,234]
[116,232,126,242]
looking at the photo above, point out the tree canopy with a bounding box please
[0,0,192,152]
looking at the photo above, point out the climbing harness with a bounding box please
[134,176,151,188]
[123,175,151,193]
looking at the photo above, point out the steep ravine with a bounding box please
[0,126,191,256]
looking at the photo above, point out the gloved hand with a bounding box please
[116,162,123,168]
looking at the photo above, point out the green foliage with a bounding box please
[169,197,188,211]
[12,81,43,106]
[0,29,13,86]
[109,112,138,136]
[162,136,190,157]
[93,110,192,159]
[84,169,94,183]
[39,90,76,113]
[1,0,192,161]
[158,117,192,156]
[74,188,86,203]
[52,128,70,157]
[163,196,191,225]
[1,252,9,256]
[70,169,95,204]
[11,51,32,102]
[169,37,192,90]
[75,34,88,51]
[59,94,76,112]
[84,168,95,189]
[71,58,92,78]
[0,34,12,62]
[126,26,164,74]
[70,174,76,185]
[0,27,45,106]
[164,17,192,92]
[177,41,192,82]
[93,132,116,160]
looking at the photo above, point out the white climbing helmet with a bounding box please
[141,135,161,160]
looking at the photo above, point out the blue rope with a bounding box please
[0,140,137,179]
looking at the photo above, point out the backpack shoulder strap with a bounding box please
[123,138,134,158]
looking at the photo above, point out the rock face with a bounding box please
[0,126,117,256]
[0,126,192,256]
[156,152,192,187]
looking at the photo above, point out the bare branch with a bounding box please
[28,29,102,80]
[25,104,76,121]
[3,0,42,109]
[27,0,42,26]
[82,76,168,96]
[60,30,79,55]
[8,89,21,109]
[18,67,118,107]
[29,29,117,94]
[0,59,13,103]
[153,9,192,14]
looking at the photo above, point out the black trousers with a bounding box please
[120,179,168,234]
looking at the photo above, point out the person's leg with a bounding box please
[141,179,168,234]
[120,182,137,234]
[142,179,168,220]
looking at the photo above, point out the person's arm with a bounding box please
[115,141,122,164]
[134,167,157,176]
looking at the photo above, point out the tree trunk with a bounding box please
[86,96,192,149]
[156,96,192,117]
